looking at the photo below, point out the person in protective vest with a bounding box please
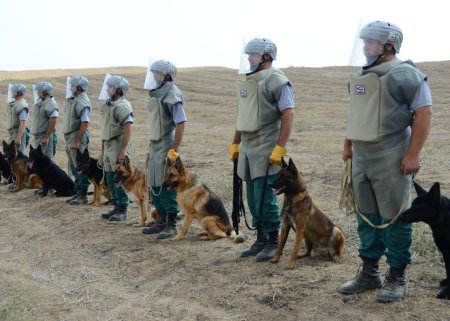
[62,76,92,205]
[6,84,29,153]
[99,75,133,222]
[142,60,187,239]
[338,21,432,303]
[229,38,295,262]
[31,82,58,160]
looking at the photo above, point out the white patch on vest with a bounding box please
[355,85,365,95]
[240,90,248,98]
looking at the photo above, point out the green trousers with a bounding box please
[69,164,90,191]
[150,186,179,215]
[65,130,90,191]
[357,213,412,269]
[105,171,129,206]
[246,175,280,233]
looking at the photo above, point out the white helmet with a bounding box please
[151,60,177,81]
[69,76,89,91]
[34,82,53,95]
[239,38,277,74]
[11,83,27,95]
[106,75,129,96]
[360,20,403,54]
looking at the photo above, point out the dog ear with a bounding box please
[413,182,427,196]
[36,144,42,153]
[281,157,288,168]
[29,144,34,152]
[83,148,90,159]
[2,141,7,151]
[428,182,441,208]
[9,140,15,148]
[124,155,130,167]
[288,158,298,174]
[175,156,184,172]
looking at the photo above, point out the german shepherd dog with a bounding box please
[163,157,244,242]
[2,140,42,191]
[0,151,13,184]
[114,155,158,227]
[270,158,345,269]
[401,182,450,300]
[76,148,112,206]
[28,145,76,197]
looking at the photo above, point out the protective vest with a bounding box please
[100,98,133,141]
[31,99,58,135]
[236,67,289,132]
[61,92,91,134]
[347,58,426,142]
[6,99,28,131]
[147,82,182,141]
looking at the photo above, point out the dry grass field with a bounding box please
[0,62,449,321]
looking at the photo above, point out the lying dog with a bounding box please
[163,157,244,242]
[76,149,112,206]
[401,182,450,300]
[0,151,13,184]
[2,140,42,191]
[114,155,157,227]
[270,158,345,269]
[28,145,76,197]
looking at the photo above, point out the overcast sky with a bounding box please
[1,0,448,71]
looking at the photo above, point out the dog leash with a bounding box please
[340,159,416,229]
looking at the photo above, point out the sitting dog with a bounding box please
[28,145,76,197]
[163,157,244,242]
[2,140,42,191]
[114,155,158,227]
[0,151,13,184]
[401,182,450,300]
[76,149,112,206]
[270,158,345,269]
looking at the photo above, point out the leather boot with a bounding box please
[157,213,178,239]
[255,230,279,262]
[142,213,167,234]
[377,266,407,303]
[339,256,383,294]
[240,228,268,257]
[109,205,128,221]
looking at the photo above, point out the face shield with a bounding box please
[144,59,174,90]
[238,37,277,75]
[65,77,74,99]
[98,74,112,101]
[32,84,40,104]
[7,84,14,103]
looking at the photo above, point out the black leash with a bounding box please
[232,160,271,233]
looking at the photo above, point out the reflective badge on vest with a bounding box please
[240,90,248,98]
[355,85,365,95]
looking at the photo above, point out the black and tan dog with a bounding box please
[163,156,244,242]
[76,149,112,206]
[0,151,13,184]
[270,158,345,269]
[2,140,42,192]
[114,155,158,227]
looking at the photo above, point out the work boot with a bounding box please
[101,205,118,220]
[339,256,383,294]
[69,189,88,205]
[241,228,268,257]
[256,230,279,262]
[109,205,128,221]
[377,266,407,303]
[157,213,178,239]
[142,214,167,234]
[65,191,79,203]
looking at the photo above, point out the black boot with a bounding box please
[65,191,80,203]
[255,230,279,262]
[157,213,178,239]
[101,205,118,220]
[109,205,128,221]
[241,228,268,257]
[70,189,88,205]
[377,266,407,303]
[142,213,167,234]
[339,256,383,294]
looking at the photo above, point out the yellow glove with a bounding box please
[269,145,287,165]
[167,149,180,161]
[228,144,240,161]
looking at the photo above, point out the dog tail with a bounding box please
[329,226,345,262]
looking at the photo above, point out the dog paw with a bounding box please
[437,287,450,300]
[132,223,144,227]
[287,262,296,269]
[171,236,182,241]
[270,257,280,264]
[440,278,448,287]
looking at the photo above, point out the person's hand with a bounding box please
[269,145,287,165]
[41,136,49,145]
[118,149,126,161]
[343,142,353,161]
[401,152,420,176]
[15,138,21,147]
[71,140,80,149]
[228,144,240,161]
[167,149,179,161]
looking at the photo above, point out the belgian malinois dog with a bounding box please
[114,155,158,227]
[76,149,112,206]
[163,157,244,243]
[2,140,42,192]
[270,158,345,269]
